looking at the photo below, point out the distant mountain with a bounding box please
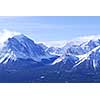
[51,36,100,73]
[72,46,100,73]
[46,47,63,55]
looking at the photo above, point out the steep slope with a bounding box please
[0,34,55,66]
[51,36,100,73]
[71,46,100,73]
[38,43,48,50]
[52,54,78,70]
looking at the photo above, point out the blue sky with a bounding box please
[0,16,100,42]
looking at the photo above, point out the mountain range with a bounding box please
[1,32,100,82]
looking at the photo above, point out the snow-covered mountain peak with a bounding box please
[0,31,53,64]
[14,34,30,41]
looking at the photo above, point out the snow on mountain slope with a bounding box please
[81,39,100,52]
[62,36,100,55]
[46,47,63,56]
[37,35,100,57]
[38,43,48,50]
[1,30,100,72]
[51,35,100,72]
[72,46,100,69]
[52,53,78,65]
[0,31,53,64]
[52,55,65,65]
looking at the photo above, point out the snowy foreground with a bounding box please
[1,31,100,82]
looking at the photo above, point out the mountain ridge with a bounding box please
[1,31,100,82]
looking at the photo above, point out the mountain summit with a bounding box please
[0,31,53,65]
[51,36,100,73]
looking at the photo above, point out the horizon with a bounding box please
[1,29,100,47]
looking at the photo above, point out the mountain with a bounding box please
[1,33,100,82]
[72,46,100,73]
[38,43,48,50]
[81,39,100,52]
[50,36,100,55]
[51,37,100,73]
[52,54,78,70]
[0,34,57,69]
[46,47,63,55]
[64,45,86,55]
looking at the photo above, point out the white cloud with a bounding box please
[39,40,67,48]
[39,35,100,48]
[77,35,100,41]
[0,29,21,43]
